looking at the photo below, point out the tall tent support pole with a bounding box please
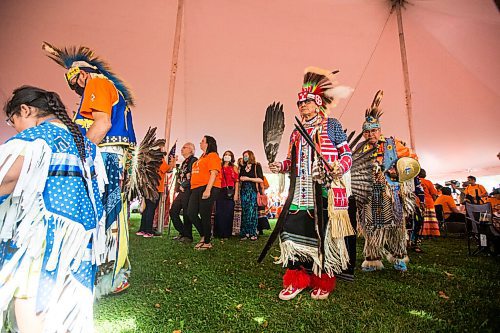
[395,2,416,151]
[158,0,184,233]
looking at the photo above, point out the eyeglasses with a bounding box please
[296,98,315,107]
[5,114,15,127]
[363,129,380,135]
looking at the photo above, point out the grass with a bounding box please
[94,215,500,333]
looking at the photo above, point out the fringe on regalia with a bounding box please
[0,132,106,332]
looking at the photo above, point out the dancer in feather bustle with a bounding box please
[42,42,136,296]
[357,90,419,272]
[268,67,354,300]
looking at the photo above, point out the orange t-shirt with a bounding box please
[79,77,118,119]
[464,184,487,199]
[190,152,222,189]
[395,139,417,159]
[434,195,457,219]
[420,177,437,209]
[157,160,170,193]
[486,197,500,213]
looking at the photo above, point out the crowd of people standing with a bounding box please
[166,138,270,250]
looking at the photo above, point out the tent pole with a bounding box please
[159,0,184,233]
[395,2,416,151]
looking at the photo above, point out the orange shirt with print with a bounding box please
[464,184,487,199]
[79,77,118,119]
[486,197,500,213]
[420,177,438,209]
[190,152,222,189]
[435,195,457,219]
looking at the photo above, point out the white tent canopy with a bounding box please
[1,0,499,184]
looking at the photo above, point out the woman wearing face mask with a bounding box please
[214,151,240,239]
[0,86,106,332]
[239,150,264,240]
[187,135,221,250]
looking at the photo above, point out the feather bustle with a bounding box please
[124,127,166,201]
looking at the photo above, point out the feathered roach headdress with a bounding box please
[42,41,135,106]
[297,67,352,116]
[362,90,383,131]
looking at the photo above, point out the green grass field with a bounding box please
[94,215,500,332]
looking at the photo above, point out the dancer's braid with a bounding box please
[45,92,87,164]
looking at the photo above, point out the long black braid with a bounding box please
[4,85,87,164]
[45,92,87,164]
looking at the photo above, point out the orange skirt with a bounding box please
[421,208,440,237]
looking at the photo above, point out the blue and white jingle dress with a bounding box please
[0,122,106,332]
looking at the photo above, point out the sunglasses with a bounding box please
[296,98,315,107]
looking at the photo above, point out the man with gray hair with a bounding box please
[170,142,199,242]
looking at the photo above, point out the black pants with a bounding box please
[170,189,199,238]
[339,196,357,281]
[187,186,220,244]
[410,207,423,243]
[214,189,235,238]
[139,198,159,233]
[445,212,466,223]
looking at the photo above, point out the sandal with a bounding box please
[240,236,249,241]
[250,236,258,241]
[194,242,204,249]
[196,243,213,251]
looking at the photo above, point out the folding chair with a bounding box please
[464,202,495,255]
[434,204,447,237]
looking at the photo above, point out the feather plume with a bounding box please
[302,67,336,107]
[364,90,383,124]
[346,132,376,206]
[124,127,166,201]
[331,86,354,100]
[301,67,352,113]
[263,102,285,163]
[42,41,135,106]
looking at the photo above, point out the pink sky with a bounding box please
[1,0,499,183]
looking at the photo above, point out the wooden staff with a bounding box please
[159,0,184,233]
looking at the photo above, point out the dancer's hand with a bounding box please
[329,169,343,179]
[269,162,281,173]
[329,162,343,179]
[202,189,210,199]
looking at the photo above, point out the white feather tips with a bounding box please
[331,86,354,100]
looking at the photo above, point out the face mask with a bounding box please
[73,85,85,96]
[69,73,86,96]
[223,155,231,162]
[243,156,249,162]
